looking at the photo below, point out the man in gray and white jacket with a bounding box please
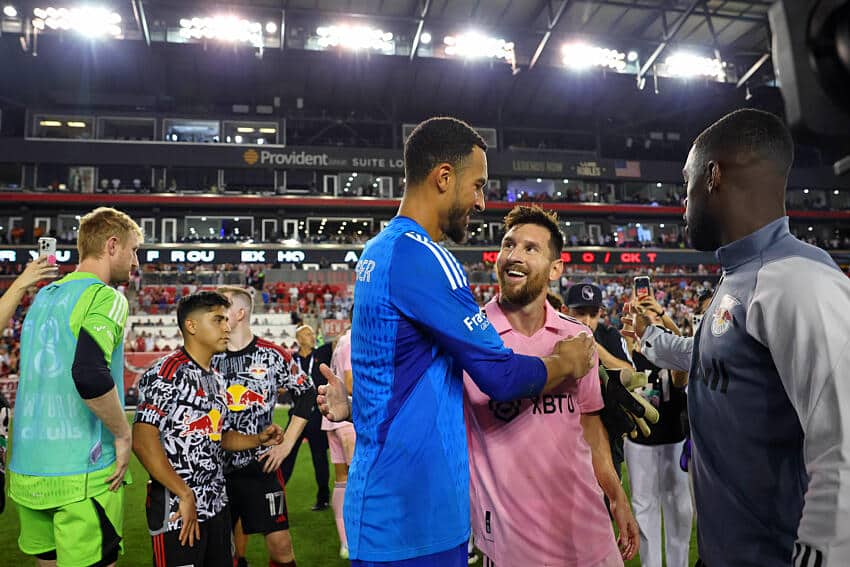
[639,109,850,567]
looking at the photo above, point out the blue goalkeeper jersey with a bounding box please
[346,216,547,562]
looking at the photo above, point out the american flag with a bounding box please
[614,160,641,177]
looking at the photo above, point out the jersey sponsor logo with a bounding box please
[180,408,223,441]
[530,394,575,414]
[463,310,490,332]
[355,259,376,282]
[695,357,731,394]
[488,394,575,422]
[225,384,267,411]
[710,294,740,336]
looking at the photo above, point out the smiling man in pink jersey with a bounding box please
[465,205,639,566]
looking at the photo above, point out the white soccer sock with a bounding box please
[332,481,347,549]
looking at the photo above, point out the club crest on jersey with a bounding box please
[710,294,740,337]
[489,399,522,422]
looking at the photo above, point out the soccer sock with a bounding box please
[332,480,348,548]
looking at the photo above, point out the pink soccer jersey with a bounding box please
[464,297,622,566]
[322,329,351,432]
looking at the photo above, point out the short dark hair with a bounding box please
[503,205,565,260]
[177,291,230,332]
[404,117,487,186]
[694,108,794,176]
[570,305,601,318]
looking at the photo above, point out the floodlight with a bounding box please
[664,51,725,80]
[561,42,626,71]
[315,24,394,52]
[178,15,264,47]
[443,31,514,60]
[32,6,122,38]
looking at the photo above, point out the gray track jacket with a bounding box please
[644,217,850,566]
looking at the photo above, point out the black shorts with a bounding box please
[226,460,290,534]
[150,509,232,567]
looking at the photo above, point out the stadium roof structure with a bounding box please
[1,1,775,81]
[0,1,796,159]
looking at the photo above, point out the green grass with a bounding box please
[1,410,699,566]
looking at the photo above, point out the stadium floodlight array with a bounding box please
[561,42,627,71]
[316,24,394,52]
[32,6,121,37]
[664,51,725,81]
[179,15,263,47]
[443,32,514,61]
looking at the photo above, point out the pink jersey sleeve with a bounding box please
[331,331,352,376]
[577,361,604,414]
[340,336,352,373]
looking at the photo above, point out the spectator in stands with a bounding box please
[623,297,692,567]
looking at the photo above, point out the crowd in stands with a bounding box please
[1,268,712,380]
[7,223,847,251]
[793,231,850,251]
[466,274,715,340]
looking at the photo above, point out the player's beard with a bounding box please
[445,183,469,244]
[497,264,550,307]
[686,203,722,251]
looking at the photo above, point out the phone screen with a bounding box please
[633,276,651,300]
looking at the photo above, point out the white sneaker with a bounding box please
[340,546,349,560]
[468,551,479,564]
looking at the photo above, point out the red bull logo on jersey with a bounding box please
[181,408,223,441]
[248,364,268,379]
[226,384,267,411]
[710,294,741,337]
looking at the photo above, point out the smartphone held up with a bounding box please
[633,276,652,300]
[38,237,57,265]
